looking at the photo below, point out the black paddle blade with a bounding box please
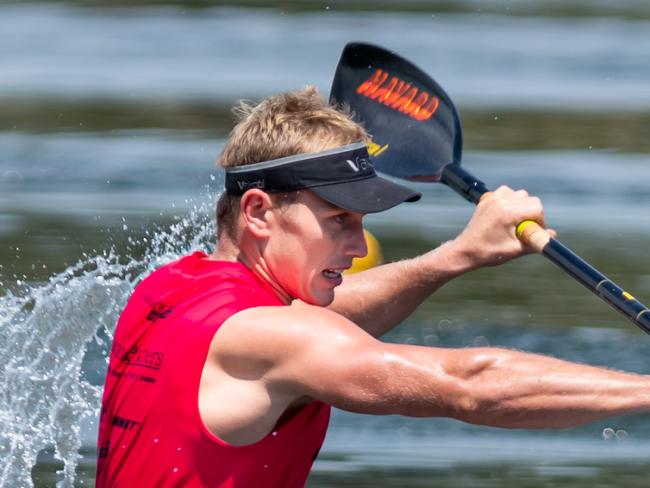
[330,42,463,182]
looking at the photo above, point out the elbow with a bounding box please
[445,349,508,422]
[330,346,515,421]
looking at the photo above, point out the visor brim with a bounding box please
[310,174,421,213]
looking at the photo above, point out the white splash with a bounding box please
[0,196,216,487]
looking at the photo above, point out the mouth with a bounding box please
[322,268,346,284]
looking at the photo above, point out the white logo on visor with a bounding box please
[346,159,360,172]
[237,179,264,191]
[346,157,373,172]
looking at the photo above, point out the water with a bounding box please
[2,1,650,486]
[1,197,217,486]
[6,196,650,486]
[2,4,650,109]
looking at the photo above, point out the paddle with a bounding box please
[329,42,650,334]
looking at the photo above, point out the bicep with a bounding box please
[281,329,394,414]
[220,305,476,418]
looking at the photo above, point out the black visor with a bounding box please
[224,143,420,213]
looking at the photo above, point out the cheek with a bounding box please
[268,235,327,302]
[280,215,326,256]
[268,221,325,277]
[289,234,328,273]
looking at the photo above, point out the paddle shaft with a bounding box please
[441,163,650,335]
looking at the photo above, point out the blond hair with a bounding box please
[216,86,368,240]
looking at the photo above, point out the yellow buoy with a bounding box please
[345,229,383,274]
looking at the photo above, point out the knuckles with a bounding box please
[474,187,548,233]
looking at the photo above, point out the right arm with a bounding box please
[266,306,650,429]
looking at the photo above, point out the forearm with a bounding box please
[328,239,477,337]
[380,346,650,428]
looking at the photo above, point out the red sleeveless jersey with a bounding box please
[96,252,330,487]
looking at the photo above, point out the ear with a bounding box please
[240,189,274,238]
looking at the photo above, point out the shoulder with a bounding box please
[222,300,367,342]
[209,301,375,368]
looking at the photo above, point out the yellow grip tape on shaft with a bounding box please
[516,220,538,239]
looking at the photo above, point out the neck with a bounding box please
[212,235,292,305]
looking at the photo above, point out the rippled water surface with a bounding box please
[2,1,650,486]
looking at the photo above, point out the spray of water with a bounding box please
[0,192,217,487]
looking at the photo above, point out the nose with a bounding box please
[347,226,368,259]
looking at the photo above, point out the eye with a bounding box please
[333,213,347,225]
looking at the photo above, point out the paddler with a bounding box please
[97,87,650,487]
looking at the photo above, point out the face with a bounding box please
[264,191,368,306]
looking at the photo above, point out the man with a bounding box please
[97,87,650,487]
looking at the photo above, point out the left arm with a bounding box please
[327,187,551,337]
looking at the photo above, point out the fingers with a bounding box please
[456,185,556,267]
[516,195,546,229]
[481,186,547,230]
[491,185,527,197]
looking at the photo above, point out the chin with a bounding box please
[304,290,335,307]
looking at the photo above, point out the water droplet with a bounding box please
[172,467,179,473]
[616,429,628,440]
[424,334,438,346]
[602,427,615,440]
[153,438,159,443]
[272,431,278,436]
[473,336,490,347]
[438,319,453,330]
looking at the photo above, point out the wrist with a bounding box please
[416,238,479,284]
